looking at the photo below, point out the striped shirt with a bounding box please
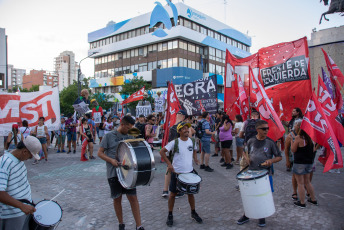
[0,151,32,219]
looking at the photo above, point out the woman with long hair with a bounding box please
[219,115,234,169]
[6,124,22,150]
[291,121,318,208]
[80,118,95,161]
[19,120,31,139]
[233,114,244,165]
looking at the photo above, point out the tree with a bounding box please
[89,92,114,111]
[59,80,90,115]
[121,76,153,110]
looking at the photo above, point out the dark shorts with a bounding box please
[67,132,77,141]
[201,139,211,153]
[293,163,313,175]
[221,140,232,149]
[235,137,244,147]
[108,177,136,199]
[38,137,47,144]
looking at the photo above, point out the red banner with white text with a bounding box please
[0,87,61,135]
[301,92,343,172]
[121,86,145,105]
[225,37,312,121]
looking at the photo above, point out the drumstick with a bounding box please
[36,189,65,210]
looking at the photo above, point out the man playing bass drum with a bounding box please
[160,122,202,227]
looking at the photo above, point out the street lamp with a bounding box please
[77,51,99,96]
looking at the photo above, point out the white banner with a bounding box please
[0,87,61,136]
[136,105,152,117]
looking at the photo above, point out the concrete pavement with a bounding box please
[1,140,344,230]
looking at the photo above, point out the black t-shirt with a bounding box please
[168,121,182,142]
[294,141,315,164]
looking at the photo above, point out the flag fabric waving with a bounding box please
[317,76,344,145]
[322,48,344,111]
[301,92,343,172]
[121,86,145,105]
[162,82,181,148]
[251,68,285,141]
[321,67,334,100]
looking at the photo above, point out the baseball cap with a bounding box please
[12,124,19,129]
[177,110,187,116]
[91,99,96,103]
[177,122,191,132]
[23,136,41,160]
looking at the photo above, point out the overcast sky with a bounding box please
[0,0,342,78]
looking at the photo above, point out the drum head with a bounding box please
[34,200,62,226]
[236,169,268,181]
[117,142,136,188]
[178,173,201,184]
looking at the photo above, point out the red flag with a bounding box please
[162,82,181,148]
[317,76,344,145]
[251,68,285,141]
[301,92,343,172]
[322,48,344,111]
[279,101,284,119]
[225,37,312,121]
[121,86,145,105]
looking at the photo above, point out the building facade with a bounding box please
[8,66,26,89]
[87,2,251,104]
[0,28,7,90]
[309,25,344,88]
[23,70,58,89]
[54,51,78,91]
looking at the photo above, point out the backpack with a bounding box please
[168,124,179,142]
[244,119,260,143]
[135,123,146,139]
[169,137,196,162]
[195,120,206,139]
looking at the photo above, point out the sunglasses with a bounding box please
[258,127,269,131]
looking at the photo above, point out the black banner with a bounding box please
[260,55,310,88]
[175,75,218,115]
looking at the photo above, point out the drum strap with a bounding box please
[170,138,196,162]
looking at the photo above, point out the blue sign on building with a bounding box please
[155,67,203,87]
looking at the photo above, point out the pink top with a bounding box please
[219,125,233,142]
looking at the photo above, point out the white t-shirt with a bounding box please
[234,122,243,137]
[165,138,197,173]
[19,127,31,139]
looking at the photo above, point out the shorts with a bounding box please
[293,163,313,175]
[98,129,105,138]
[200,139,211,153]
[38,137,47,144]
[108,177,136,199]
[58,135,66,144]
[169,170,194,194]
[221,140,232,149]
[67,132,77,141]
[235,137,244,147]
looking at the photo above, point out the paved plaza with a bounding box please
[1,140,344,230]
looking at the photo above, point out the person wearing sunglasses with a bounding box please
[237,120,282,228]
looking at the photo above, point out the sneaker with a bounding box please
[200,164,205,169]
[56,150,60,153]
[292,194,298,201]
[211,154,218,157]
[162,191,169,197]
[32,160,39,165]
[294,201,306,208]
[204,166,214,172]
[136,227,145,230]
[235,185,240,191]
[90,156,96,159]
[73,150,76,154]
[62,150,66,153]
[191,211,203,224]
[258,218,266,227]
[307,198,318,206]
[286,167,291,172]
[231,158,235,162]
[219,158,225,163]
[220,163,227,167]
[119,223,125,230]
[226,163,233,169]
[166,214,173,227]
[237,215,249,225]
[175,192,184,199]
[67,150,71,154]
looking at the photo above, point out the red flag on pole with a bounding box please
[251,68,285,141]
[322,48,344,111]
[162,82,181,148]
[301,91,343,172]
[121,86,145,105]
[317,76,344,145]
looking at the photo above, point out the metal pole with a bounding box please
[77,52,99,96]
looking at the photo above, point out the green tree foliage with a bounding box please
[59,80,90,115]
[89,92,114,111]
[8,85,39,93]
[121,76,153,110]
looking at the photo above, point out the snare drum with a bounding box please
[116,139,155,189]
[177,173,202,194]
[29,200,63,230]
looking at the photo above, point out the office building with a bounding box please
[0,28,7,90]
[54,51,78,91]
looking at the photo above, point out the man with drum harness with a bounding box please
[98,115,145,230]
[237,120,282,227]
[0,136,41,230]
[160,122,203,227]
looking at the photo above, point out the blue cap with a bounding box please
[177,110,187,116]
